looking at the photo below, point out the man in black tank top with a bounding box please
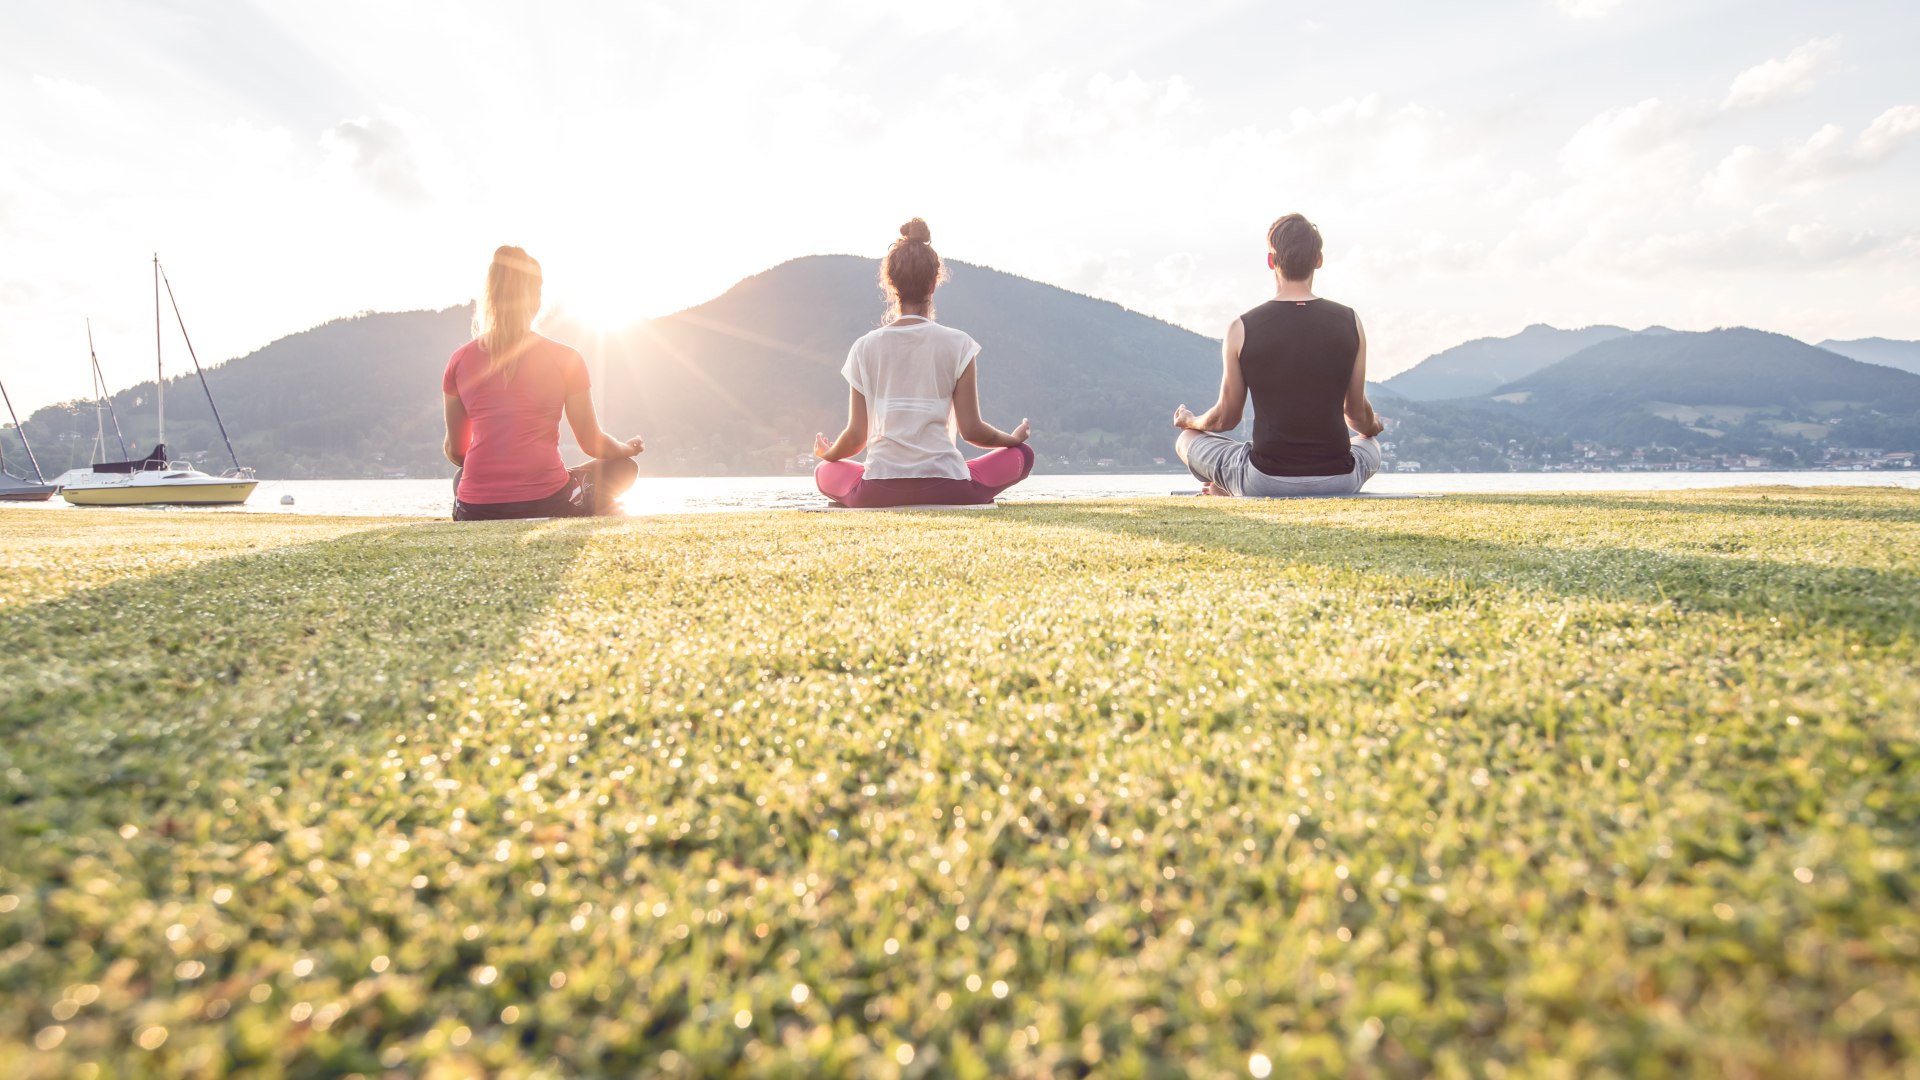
[1173,214,1386,496]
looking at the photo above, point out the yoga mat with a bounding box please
[1168,490,1442,499]
[803,502,1001,513]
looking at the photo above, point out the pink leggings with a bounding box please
[815,444,1035,508]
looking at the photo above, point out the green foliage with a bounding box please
[2,490,1917,1077]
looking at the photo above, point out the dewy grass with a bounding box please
[1,489,1916,1078]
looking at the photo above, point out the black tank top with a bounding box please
[1240,298,1360,477]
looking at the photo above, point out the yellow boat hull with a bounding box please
[62,481,258,507]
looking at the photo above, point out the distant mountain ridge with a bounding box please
[1818,337,1920,376]
[1382,328,1920,467]
[9,263,1918,479]
[10,257,1229,478]
[1496,328,1920,413]
[1383,323,1639,400]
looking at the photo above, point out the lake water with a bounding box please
[4,471,1917,518]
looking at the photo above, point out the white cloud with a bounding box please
[1497,97,1701,264]
[1858,104,1920,160]
[1154,252,1197,290]
[1701,106,1920,206]
[2,2,1917,408]
[931,70,1200,161]
[1602,219,1904,272]
[31,74,113,113]
[1559,97,1697,175]
[1722,37,1840,111]
[322,117,428,204]
[1556,0,1627,20]
[1089,70,1196,122]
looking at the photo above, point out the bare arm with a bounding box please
[443,393,470,466]
[1345,315,1384,438]
[1174,318,1248,433]
[950,359,1030,448]
[564,390,645,459]
[814,385,870,461]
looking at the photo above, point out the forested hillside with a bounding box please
[1819,337,1920,376]
[10,270,1918,480]
[1471,329,1920,463]
[1381,323,1639,400]
[584,256,1226,475]
[12,308,470,479]
[9,258,1230,478]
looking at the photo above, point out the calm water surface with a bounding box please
[5,471,1916,518]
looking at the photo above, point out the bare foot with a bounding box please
[1199,481,1232,497]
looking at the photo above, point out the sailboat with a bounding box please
[0,377,57,502]
[61,256,257,507]
[48,321,133,490]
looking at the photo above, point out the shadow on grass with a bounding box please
[0,518,621,808]
[1019,502,1920,648]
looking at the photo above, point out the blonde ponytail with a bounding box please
[476,245,542,380]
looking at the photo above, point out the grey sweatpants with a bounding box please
[1177,431,1383,496]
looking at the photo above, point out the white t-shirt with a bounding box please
[840,318,981,480]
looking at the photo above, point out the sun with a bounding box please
[545,276,648,334]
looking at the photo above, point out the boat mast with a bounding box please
[0,378,47,483]
[153,254,164,447]
[157,259,245,473]
[87,318,129,460]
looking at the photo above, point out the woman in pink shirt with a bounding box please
[442,246,645,520]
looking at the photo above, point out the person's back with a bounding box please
[1172,213,1384,497]
[1239,297,1361,477]
[441,245,645,520]
[445,334,587,504]
[843,319,977,481]
[812,218,1034,508]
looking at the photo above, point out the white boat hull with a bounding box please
[61,468,257,507]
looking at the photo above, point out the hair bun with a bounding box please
[899,218,932,245]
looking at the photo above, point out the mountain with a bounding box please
[1817,338,1920,376]
[14,262,1917,481]
[1479,328,1920,458]
[12,307,472,480]
[1381,323,1637,400]
[1496,328,1920,411]
[582,255,1225,474]
[8,257,1227,478]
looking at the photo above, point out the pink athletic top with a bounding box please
[443,334,590,505]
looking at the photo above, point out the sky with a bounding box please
[2,0,1917,415]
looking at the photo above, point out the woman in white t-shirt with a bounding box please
[814,218,1034,507]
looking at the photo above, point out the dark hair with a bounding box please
[881,218,946,319]
[1267,214,1323,281]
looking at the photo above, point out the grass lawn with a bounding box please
[2,489,1917,1078]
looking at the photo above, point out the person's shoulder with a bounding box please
[527,332,582,360]
[931,322,978,348]
[447,338,485,370]
[849,325,895,354]
[1318,297,1357,319]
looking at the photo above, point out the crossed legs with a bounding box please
[814,444,1036,508]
